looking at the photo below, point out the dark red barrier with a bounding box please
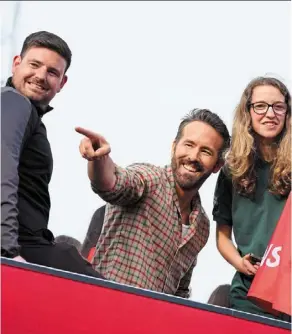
[1,258,290,334]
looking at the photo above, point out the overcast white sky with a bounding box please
[1,1,291,303]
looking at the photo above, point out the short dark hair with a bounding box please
[207,284,231,307]
[81,205,106,258]
[175,108,230,162]
[54,235,81,251]
[20,31,72,72]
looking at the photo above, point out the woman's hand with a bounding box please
[238,254,260,276]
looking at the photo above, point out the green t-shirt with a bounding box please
[212,161,289,319]
[213,161,287,258]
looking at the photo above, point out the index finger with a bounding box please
[75,127,101,140]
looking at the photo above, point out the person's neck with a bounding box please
[259,138,277,162]
[175,183,198,215]
[33,100,48,112]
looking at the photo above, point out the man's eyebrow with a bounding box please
[29,59,43,65]
[28,59,61,75]
[184,139,214,152]
[201,145,214,153]
[184,139,195,144]
[47,66,61,75]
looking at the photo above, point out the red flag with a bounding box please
[87,247,96,263]
[247,193,291,316]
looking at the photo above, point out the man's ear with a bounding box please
[213,160,224,174]
[58,75,68,92]
[12,55,22,74]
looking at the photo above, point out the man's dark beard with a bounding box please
[171,156,211,191]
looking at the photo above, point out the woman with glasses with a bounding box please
[212,76,291,320]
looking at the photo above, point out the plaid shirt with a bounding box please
[91,163,209,297]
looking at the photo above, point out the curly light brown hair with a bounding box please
[226,77,291,197]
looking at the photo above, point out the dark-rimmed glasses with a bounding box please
[250,102,288,116]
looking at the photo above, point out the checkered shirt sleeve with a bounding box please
[91,163,162,206]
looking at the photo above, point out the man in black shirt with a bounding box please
[1,31,103,279]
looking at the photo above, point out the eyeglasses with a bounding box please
[250,102,288,116]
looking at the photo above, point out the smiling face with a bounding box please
[171,120,223,191]
[12,46,68,108]
[249,85,287,142]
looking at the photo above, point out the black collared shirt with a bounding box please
[1,78,54,257]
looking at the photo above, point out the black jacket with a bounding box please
[1,78,54,258]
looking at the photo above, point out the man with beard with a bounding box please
[76,109,230,296]
[1,31,103,279]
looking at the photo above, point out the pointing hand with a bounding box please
[75,127,111,161]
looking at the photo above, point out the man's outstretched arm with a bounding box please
[75,127,160,206]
